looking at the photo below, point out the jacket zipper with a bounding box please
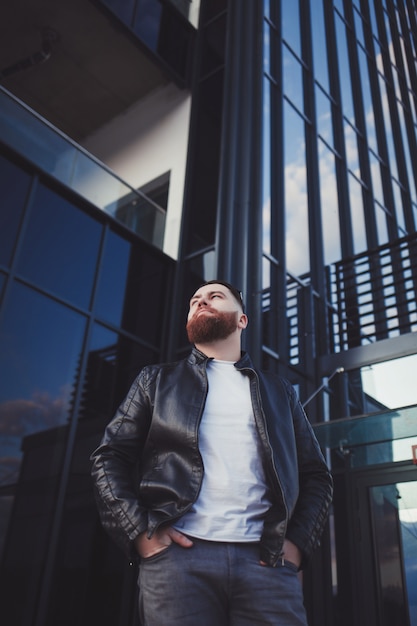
[243,367,289,521]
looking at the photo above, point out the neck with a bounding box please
[194,335,241,362]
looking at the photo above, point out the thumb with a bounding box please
[167,528,194,548]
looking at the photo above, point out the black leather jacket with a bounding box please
[91,349,333,568]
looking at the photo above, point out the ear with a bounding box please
[238,313,248,330]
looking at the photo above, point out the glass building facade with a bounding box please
[0,147,174,625]
[0,1,417,624]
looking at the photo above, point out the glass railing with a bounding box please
[314,404,417,467]
[0,86,166,250]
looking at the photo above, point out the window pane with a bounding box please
[319,142,341,265]
[311,1,329,92]
[376,206,389,245]
[101,0,136,24]
[283,46,304,114]
[0,273,5,302]
[188,250,216,283]
[335,14,354,123]
[0,153,31,267]
[348,173,367,254]
[282,0,300,58]
[94,230,130,327]
[353,7,365,47]
[358,46,377,154]
[284,103,309,276]
[81,323,160,426]
[0,282,86,623]
[398,104,416,205]
[43,324,160,626]
[392,179,407,235]
[316,87,333,148]
[133,0,162,49]
[264,21,272,79]
[96,232,172,344]
[377,71,398,181]
[345,121,360,177]
[370,152,384,207]
[17,183,102,309]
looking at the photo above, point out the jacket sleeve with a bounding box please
[285,384,333,567]
[90,368,152,557]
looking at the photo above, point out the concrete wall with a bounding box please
[83,83,191,259]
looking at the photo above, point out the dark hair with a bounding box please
[198,280,245,312]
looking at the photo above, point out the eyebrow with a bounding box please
[189,290,227,304]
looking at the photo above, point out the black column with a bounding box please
[215,0,264,365]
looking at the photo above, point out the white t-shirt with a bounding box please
[174,359,272,541]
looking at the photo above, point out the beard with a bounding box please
[186,309,238,344]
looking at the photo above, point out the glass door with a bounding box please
[354,469,417,626]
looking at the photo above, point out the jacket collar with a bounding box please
[188,346,254,370]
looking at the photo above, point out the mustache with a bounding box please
[193,305,217,315]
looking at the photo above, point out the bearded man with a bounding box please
[91,280,333,626]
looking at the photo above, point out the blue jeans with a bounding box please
[138,538,308,625]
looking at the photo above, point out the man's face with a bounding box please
[186,284,242,344]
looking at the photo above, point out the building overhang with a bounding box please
[0,0,170,141]
[319,331,417,375]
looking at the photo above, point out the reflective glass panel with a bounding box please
[319,142,341,265]
[311,2,329,92]
[94,230,130,328]
[282,0,300,57]
[263,21,271,78]
[283,46,304,114]
[316,87,333,149]
[335,14,354,122]
[353,7,365,47]
[17,183,102,309]
[370,152,383,207]
[358,47,377,154]
[344,121,360,177]
[88,323,160,415]
[375,205,389,245]
[348,173,367,254]
[392,179,407,235]
[398,104,416,205]
[0,273,5,302]
[361,355,417,411]
[188,250,216,283]
[397,483,417,626]
[368,0,378,35]
[284,102,310,276]
[0,281,86,623]
[377,72,398,180]
[0,153,31,267]
[100,0,136,24]
[133,0,162,49]
[370,482,417,626]
[96,236,171,345]
[315,406,417,468]
[43,324,160,626]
